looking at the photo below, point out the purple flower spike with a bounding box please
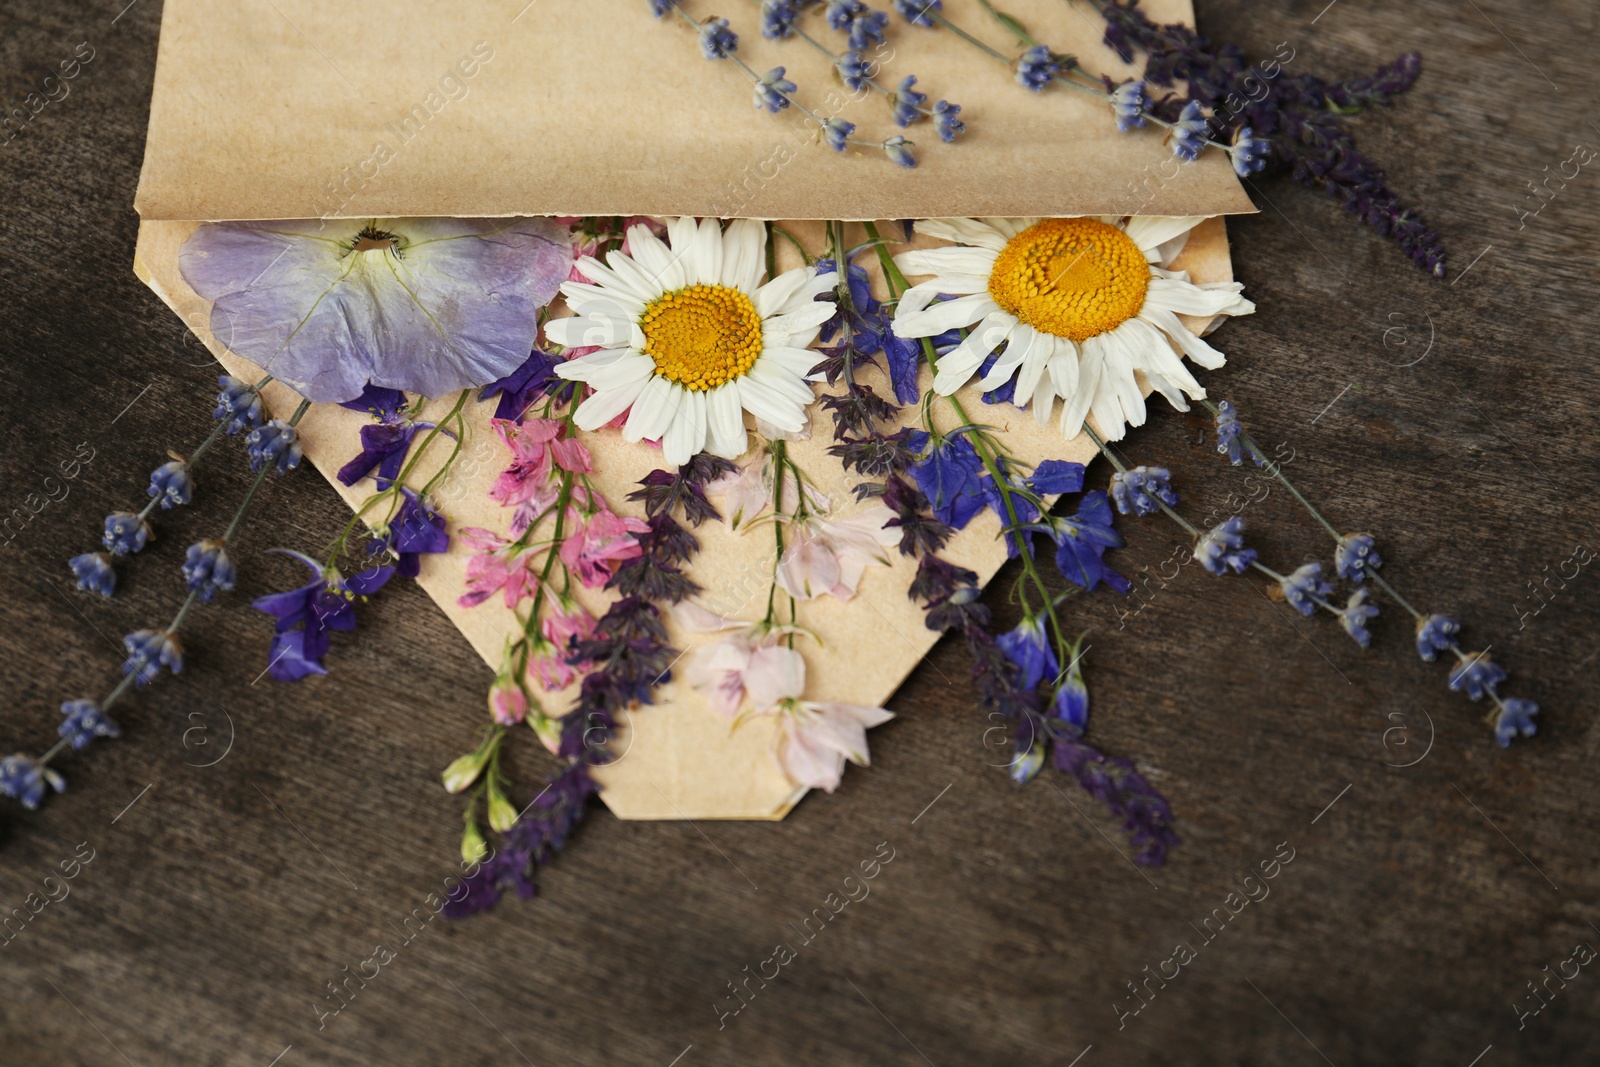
[180,218,571,403]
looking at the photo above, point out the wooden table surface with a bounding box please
[3,1,1598,1064]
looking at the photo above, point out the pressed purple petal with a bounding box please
[180,218,572,403]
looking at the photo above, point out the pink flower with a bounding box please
[488,674,527,725]
[776,505,898,602]
[704,455,830,531]
[527,635,577,690]
[772,701,894,793]
[457,527,539,609]
[686,626,806,718]
[529,597,598,689]
[558,507,649,589]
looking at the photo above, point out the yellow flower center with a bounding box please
[640,284,764,391]
[987,218,1149,343]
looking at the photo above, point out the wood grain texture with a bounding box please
[2,1,1598,1064]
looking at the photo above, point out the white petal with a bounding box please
[895,246,999,279]
[559,279,645,317]
[623,374,682,442]
[893,293,1000,339]
[626,223,687,293]
[980,216,1037,239]
[666,216,700,258]
[689,217,725,287]
[721,218,767,294]
[914,217,1008,251]
[573,256,656,304]
[1145,276,1255,318]
[761,301,838,350]
[1137,306,1228,370]
[758,345,824,378]
[1032,358,1058,427]
[746,361,815,405]
[1123,215,1208,254]
[1009,325,1057,407]
[705,382,747,458]
[896,275,990,318]
[545,310,634,349]
[735,375,805,431]
[1048,339,1080,400]
[1060,338,1102,439]
[754,266,818,318]
[574,377,647,430]
[930,310,1014,394]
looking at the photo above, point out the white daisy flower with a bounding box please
[549,217,837,466]
[890,216,1255,441]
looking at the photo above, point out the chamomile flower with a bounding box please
[890,216,1255,441]
[551,217,837,466]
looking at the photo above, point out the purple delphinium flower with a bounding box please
[336,421,434,489]
[70,552,116,597]
[906,430,986,529]
[759,0,798,38]
[1335,533,1381,582]
[1053,651,1089,729]
[1050,729,1179,865]
[1278,562,1331,616]
[179,218,571,403]
[147,460,194,510]
[1050,491,1128,593]
[338,384,409,423]
[1024,459,1085,497]
[699,16,738,58]
[1339,589,1378,647]
[1193,517,1256,576]
[1016,45,1058,91]
[0,755,64,810]
[891,75,927,126]
[480,349,562,421]
[836,51,871,91]
[996,617,1058,691]
[246,420,303,474]
[932,99,964,142]
[1449,652,1505,701]
[252,551,394,682]
[1109,466,1178,517]
[823,117,855,151]
[892,0,939,25]
[378,490,450,579]
[214,375,264,435]
[182,539,236,602]
[754,66,796,112]
[883,135,916,168]
[1494,698,1538,747]
[1414,613,1460,662]
[1110,79,1147,131]
[103,512,151,556]
[1170,100,1208,161]
[122,629,183,686]
[59,699,119,750]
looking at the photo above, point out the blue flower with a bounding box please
[253,551,394,682]
[1050,491,1127,593]
[1024,459,1085,496]
[336,421,423,489]
[1170,100,1209,161]
[379,489,450,579]
[147,460,194,509]
[1193,517,1257,576]
[1230,126,1269,176]
[997,617,1059,691]
[103,512,151,556]
[214,375,263,435]
[1052,637,1089,728]
[907,430,986,529]
[648,0,671,14]
[1214,399,1257,465]
[827,0,887,50]
[835,51,871,91]
[480,349,560,421]
[337,384,409,424]
[1339,589,1378,647]
[1279,562,1331,616]
[891,75,927,126]
[183,539,237,602]
[698,16,737,58]
[754,66,796,112]
[122,629,183,686]
[1109,466,1178,517]
[246,419,303,474]
[1414,614,1460,662]
[932,99,964,142]
[883,325,922,405]
[1009,742,1045,784]
[59,699,119,751]
[1449,652,1505,701]
[1494,698,1538,747]
[1110,79,1148,132]
[883,135,917,168]
[70,552,116,597]
[1016,45,1058,91]
[1335,533,1381,583]
[0,755,64,810]
[759,0,798,37]
[893,0,939,24]
[823,117,856,151]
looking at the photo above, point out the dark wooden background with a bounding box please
[3,1,1598,1063]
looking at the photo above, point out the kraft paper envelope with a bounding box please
[131,0,1252,818]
